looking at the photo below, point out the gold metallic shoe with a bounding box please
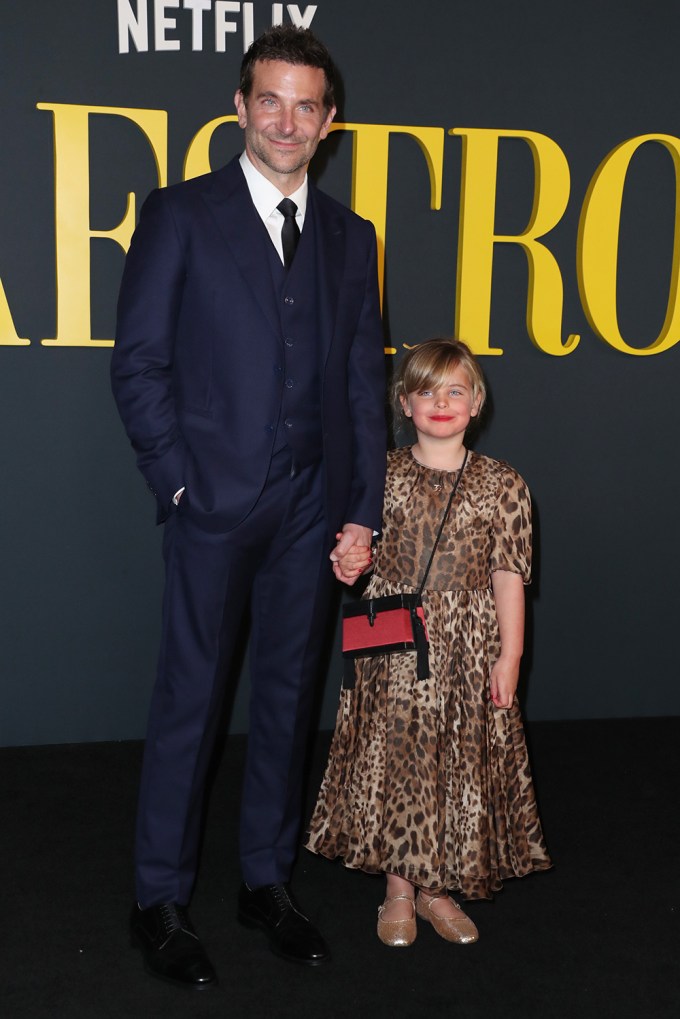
[415,892,479,944]
[377,894,417,947]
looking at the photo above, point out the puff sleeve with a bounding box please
[489,467,532,583]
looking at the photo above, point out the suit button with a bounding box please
[284,296,294,305]
[284,418,293,428]
[285,379,294,389]
[284,338,294,347]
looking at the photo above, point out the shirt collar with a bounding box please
[239,151,308,223]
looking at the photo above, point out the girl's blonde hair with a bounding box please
[392,338,487,420]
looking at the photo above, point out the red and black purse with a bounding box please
[341,449,468,687]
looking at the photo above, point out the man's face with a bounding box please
[235,59,336,193]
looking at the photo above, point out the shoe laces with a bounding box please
[158,903,194,937]
[269,883,309,921]
[270,884,294,911]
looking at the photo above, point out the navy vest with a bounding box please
[265,201,323,466]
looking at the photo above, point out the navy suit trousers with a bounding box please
[134,449,334,907]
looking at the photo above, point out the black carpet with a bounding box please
[2,718,678,1018]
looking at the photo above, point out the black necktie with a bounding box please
[277,198,300,270]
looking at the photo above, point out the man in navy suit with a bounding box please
[111,26,386,988]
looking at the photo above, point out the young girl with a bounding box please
[306,339,551,947]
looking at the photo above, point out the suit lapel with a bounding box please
[201,159,281,339]
[201,161,348,354]
[309,185,345,363]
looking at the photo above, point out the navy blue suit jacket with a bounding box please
[111,156,386,538]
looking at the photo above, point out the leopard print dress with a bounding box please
[306,446,551,899]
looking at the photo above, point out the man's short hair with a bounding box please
[239,25,338,111]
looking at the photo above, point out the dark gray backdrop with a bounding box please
[2,0,679,746]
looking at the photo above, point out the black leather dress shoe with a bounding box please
[130,902,218,989]
[237,883,330,966]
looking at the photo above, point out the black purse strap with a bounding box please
[416,448,469,597]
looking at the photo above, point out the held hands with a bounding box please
[489,656,520,709]
[330,523,373,586]
[332,542,373,583]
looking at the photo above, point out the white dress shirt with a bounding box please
[239,150,307,264]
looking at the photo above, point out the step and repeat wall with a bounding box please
[2,0,679,744]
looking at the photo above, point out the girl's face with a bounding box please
[400,368,480,443]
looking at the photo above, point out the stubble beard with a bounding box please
[248,131,317,178]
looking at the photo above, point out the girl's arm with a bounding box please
[490,569,525,708]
